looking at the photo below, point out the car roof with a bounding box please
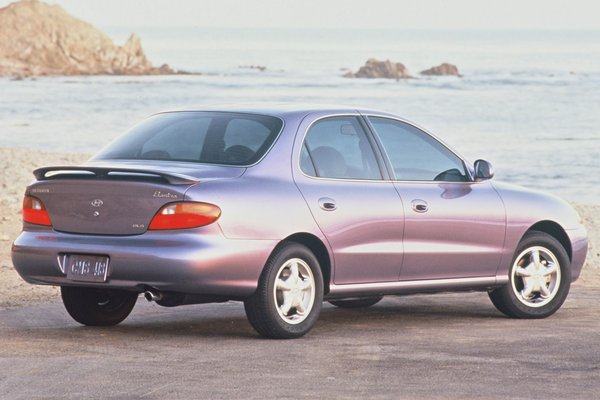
[157,103,397,119]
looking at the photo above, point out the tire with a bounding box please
[329,296,383,309]
[61,286,138,326]
[488,231,571,319]
[244,243,323,339]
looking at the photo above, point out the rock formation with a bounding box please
[0,0,178,76]
[420,63,462,77]
[344,58,413,79]
[239,65,267,72]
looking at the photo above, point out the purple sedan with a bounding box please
[11,105,588,338]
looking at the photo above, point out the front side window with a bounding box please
[369,117,468,182]
[93,112,283,166]
[301,116,382,180]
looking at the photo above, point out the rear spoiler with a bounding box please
[33,166,199,185]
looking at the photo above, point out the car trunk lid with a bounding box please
[28,162,243,235]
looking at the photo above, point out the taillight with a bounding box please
[23,196,52,226]
[148,202,221,230]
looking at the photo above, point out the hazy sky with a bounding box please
[2,0,600,30]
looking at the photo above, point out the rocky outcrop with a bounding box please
[420,63,462,77]
[344,58,413,79]
[0,0,179,76]
[239,65,267,72]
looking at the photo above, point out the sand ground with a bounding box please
[1,147,598,309]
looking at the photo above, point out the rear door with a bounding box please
[293,114,404,284]
[366,116,506,280]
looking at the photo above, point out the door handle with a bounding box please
[411,199,429,213]
[318,197,337,211]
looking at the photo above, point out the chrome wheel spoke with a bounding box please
[298,278,312,291]
[273,258,316,324]
[295,298,307,315]
[538,283,551,299]
[511,246,561,308]
[280,294,293,315]
[543,262,558,276]
[289,262,299,282]
[515,266,531,277]
[531,249,541,266]
[276,278,292,291]
[521,283,535,299]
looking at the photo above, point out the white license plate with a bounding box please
[65,254,110,283]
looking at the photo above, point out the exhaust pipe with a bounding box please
[142,289,229,307]
[144,289,163,302]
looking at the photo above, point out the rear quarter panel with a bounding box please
[184,175,323,241]
[183,114,325,242]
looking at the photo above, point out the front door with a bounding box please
[366,116,506,280]
[293,114,404,284]
[394,181,505,280]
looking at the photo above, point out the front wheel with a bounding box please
[488,231,570,318]
[61,286,138,326]
[244,243,323,339]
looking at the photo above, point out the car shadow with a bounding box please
[4,293,509,342]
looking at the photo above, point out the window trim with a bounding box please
[362,114,476,183]
[297,114,390,182]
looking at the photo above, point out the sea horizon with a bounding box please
[1,27,599,203]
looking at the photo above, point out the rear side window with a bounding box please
[369,117,468,182]
[301,116,382,180]
[93,112,283,166]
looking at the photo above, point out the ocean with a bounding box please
[1,28,599,203]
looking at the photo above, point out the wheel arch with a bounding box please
[526,221,572,261]
[277,232,332,295]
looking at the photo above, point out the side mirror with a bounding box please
[474,159,494,181]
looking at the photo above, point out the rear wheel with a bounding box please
[488,231,570,318]
[244,243,323,339]
[61,287,138,326]
[329,296,383,308]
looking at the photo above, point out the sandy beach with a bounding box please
[1,147,598,309]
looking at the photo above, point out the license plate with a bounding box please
[65,254,110,283]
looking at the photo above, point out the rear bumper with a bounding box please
[11,227,276,298]
[568,224,588,282]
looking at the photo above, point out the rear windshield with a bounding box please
[93,112,284,166]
